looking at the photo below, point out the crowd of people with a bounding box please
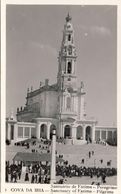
[6,162,51,183]
[96,138,107,146]
[56,164,117,183]
[6,162,22,183]
[5,158,117,184]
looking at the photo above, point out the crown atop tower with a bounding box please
[66,13,72,22]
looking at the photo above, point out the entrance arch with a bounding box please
[64,125,71,139]
[85,126,92,142]
[50,124,56,140]
[40,124,47,138]
[76,126,83,140]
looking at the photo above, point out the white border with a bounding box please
[1,0,121,193]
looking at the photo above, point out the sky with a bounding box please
[6,5,117,126]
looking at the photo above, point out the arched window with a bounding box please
[67,61,72,74]
[40,124,47,138]
[66,97,71,110]
[64,125,71,138]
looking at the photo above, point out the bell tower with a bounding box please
[57,13,79,129]
[57,13,77,92]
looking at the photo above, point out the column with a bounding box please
[14,123,18,141]
[106,130,108,140]
[100,130,102,140]
[62,124,64,138]
[64,96,65,111]
[7,124,11,140]
[112,131,114,141]
[83,126,86,140]
[50,127,56,184]
[66,61,68,74]
[71,126,76,139]
[29,128,31,138]
[92,125,95,141]
[72,96,74,112]
[57,121,61,138]
[36,123,40,139]
[47,124,50,140]
[23,127,25,138]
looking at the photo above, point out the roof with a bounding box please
[27,83,58,98]
[13,152,64,163]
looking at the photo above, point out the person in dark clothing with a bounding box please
[31,174,35,183]
[38,175,42,183]
[25,173,29,181]
[100,159,103,164]
[102,173,106,183]
[13,171,17,183]
[6,166,9,182]
[81,159,84,164]
[44,175,48,183]
[92,151,94,156]
[34,174,38,183]
[89,151,91,158]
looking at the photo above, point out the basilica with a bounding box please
[6,14,117,145]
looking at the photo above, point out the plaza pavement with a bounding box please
[6,142,117,185]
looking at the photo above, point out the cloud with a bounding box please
[30,41,57,56]
[90,26,111,36]
[80,25,111,37]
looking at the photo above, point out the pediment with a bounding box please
[61,117,75,122]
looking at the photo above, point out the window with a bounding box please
[66,97,71,110]
[24,127,30,137]
[108,131,112,139]
[95,131,100,141]
[102,131,106,139]
[18,127,23,138]
[41,127,44,133]
[68,34,71,41]
[31,128,36,138]
[68,47,72,55]
[67,62,72,74]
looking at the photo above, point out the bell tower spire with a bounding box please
[57,13,77,91]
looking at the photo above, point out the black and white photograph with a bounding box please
[1,0,120,193]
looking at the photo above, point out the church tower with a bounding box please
[57,13,77,91]
[57,13,79,133]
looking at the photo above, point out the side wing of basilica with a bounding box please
[6,14,117,145]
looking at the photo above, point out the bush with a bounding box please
[6,139,11,145]
[106,138,117,146]
[31,136,37,139]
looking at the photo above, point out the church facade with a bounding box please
[6,14,117,145]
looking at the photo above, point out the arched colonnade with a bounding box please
[63,124,93,141]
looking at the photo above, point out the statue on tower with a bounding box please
[10,108,16,120]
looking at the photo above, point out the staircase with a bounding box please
[73,139,87,145]
[64,138,87,145]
